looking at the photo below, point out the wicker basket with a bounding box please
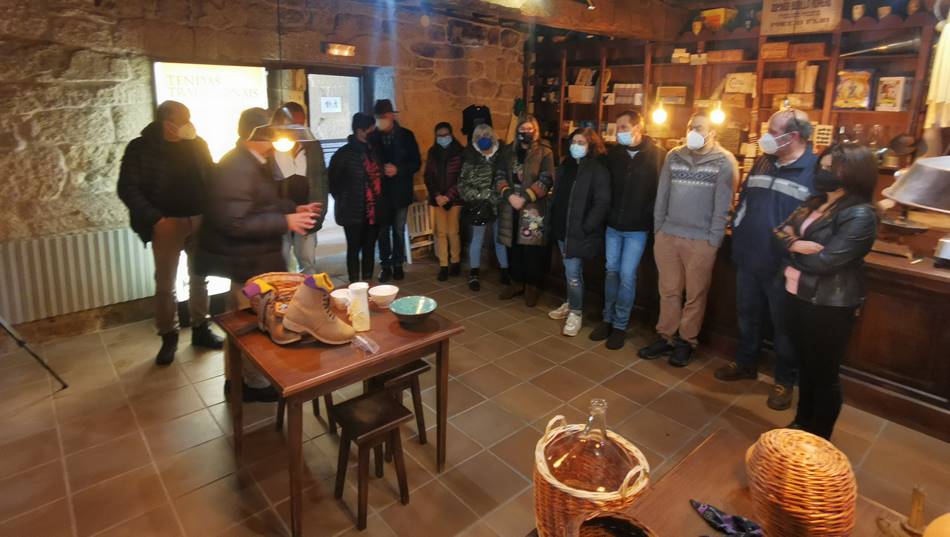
[534,416,651,537]
[243,272,306,316]
[745,428,857,536]
[579,512,658,537]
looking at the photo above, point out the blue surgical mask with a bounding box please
[616,131,633,146]
[436,135,452,148]
[569,144,587,160]
[476,137,493,151]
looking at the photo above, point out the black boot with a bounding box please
[637,337,674,360]
[379,266,393,283]
[605,328,626,350]
[191,322,224,349]
[223,379,280,403]
[589,322,612,341]
[668,338,694,368]
[468,268,481,291]
[155,332,178,366]
[499,268,511,285]
[393,265,405,280]
[437,267,449,281]
[449,262,461,276]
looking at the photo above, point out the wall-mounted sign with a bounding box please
[153,62,268,161]
[760,0,842,36]
[321,97,342,113]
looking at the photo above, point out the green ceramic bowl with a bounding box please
[390,295,437,325]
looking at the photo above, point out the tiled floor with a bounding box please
[1,261,949,536]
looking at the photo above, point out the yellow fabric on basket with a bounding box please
[311,272,334,292]
[252,279,276,295]
[925,25,950,128]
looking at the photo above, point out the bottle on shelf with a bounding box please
[545,399,636,493]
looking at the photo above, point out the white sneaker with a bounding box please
[562,312,582,336]
[548,302,570,320]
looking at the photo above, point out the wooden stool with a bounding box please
[368,359,430,445]
[276,394,337,434]
[332,391,412,530]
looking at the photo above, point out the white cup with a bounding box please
[330,289,351,309]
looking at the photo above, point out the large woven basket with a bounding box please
[578,512,658,537]
[534,416,651,537]
[243,272,306,316]
[745,428,857,536]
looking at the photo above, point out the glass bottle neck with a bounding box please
[582,400,608,446]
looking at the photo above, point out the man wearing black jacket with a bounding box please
[589,110,665,350]
[117,100,222,366]
[370,99,421,282]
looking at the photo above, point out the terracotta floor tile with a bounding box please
[0,428,60,480]
[56,362,119,398]
[482,487,536,537]
[426,287,468,307]
[0,460,66,524]
[208,400,281,434]
[447,346,489,377]
[130,384,205,428]
[489,427,542,479]
[832,428,874,468]
[562,352,625,383]
[467,309,519,333]
[53,382,128,423]
[531,404,587,431]
[218,508,289,537]
[273,477,357,537]
[462,334,520,362]
[420,380,485,418]
[493,384,562,423]
[630,358,694,387]
[677,369,751,406]
[248,449,326,505]
[342,445,435,512]
[614,408,696,458]
[234,425,292,467]
[180,351,225,383]
[71,466,167,537]
[441,299,494,319]
[862,423,950,508]
[66,432,151,492]
[441,451,528,516]
[43,332,105,357]
[0,378,51,417]
[601,370,668,406]
[0,363,50,392]
[106,337,161,372]
[458,364,520,398]
[701,413,770,447]
[0,497,72,537]
[403,423,483,474]
[856,469,948,524]
[118,361,190,397]
[0,397,56,445]
[456,521,502,537]
[60,404,139,454]
[194,375,227,407]
[174,471,269,537]
[45,346,113,376]
[567,386,641,424]
[451,400,524,448]
[526,336,587,364]
[336,515,397,536]
[94,505,183,537]
[492,349,556,379]
[647,387,728,431]
[493,322,550,349]
[99,320,154,346]
[379,479,478,537]
[835,404,886,442]
[725,381,796,429]
[453,321,490,346]
[143,409,223,459]
[157,436,238,498]
[530,366,595,401]
[0,349,33,371]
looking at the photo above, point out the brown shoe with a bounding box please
[524,285,541,307]
[767,383,794,411]
[713,362,758,382]
[498,283,524,300]
[283,273,356,345]
[258,292,302,345]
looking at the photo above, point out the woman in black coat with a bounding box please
[545,127,611,337]
[774,142,878,440]
[328,113,384,283]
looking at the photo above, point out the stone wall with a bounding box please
[0,0,525,242]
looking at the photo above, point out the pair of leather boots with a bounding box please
[245,273,355,346]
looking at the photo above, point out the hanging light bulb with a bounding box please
[652,101,668,124]
[273,137,295,152]
[711,102,726,125]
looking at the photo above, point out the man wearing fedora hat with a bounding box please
[370,99,421,282]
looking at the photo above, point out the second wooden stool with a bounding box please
[332,391,412,530]
[367,359,431,445]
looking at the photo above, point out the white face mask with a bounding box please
[686,130,707,151]
[758,132,791,155]
[177,122,197,140]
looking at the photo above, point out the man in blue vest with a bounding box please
[715,108,816,411]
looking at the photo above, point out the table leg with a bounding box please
[436,340,450,473]
[288,400,303,537]
[226,335,243,460]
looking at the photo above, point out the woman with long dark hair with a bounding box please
[546,128,610,336]
[774,142,878,439]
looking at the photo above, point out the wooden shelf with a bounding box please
[763,57,830,63]
[831,109,909,115]
[839,54,919,62]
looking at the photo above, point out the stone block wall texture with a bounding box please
[0,0,525,242]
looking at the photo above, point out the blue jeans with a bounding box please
[558,241,584,313]
[735,267,798,386]
[378,206,408,268]
[602,227,648,331]
[469,220,508,269]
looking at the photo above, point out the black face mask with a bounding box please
[517,132,534,145]
[814,169,843,193]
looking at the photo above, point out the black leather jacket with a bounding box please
[773,199,878,308]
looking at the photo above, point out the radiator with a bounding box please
[0,228,155,325]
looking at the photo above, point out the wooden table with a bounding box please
[215,308,464,537]
[530,430,901,536]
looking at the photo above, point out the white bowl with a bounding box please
[368,284,399,307]
[330,289,351,309]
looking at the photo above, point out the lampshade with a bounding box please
[247,107,316,144]
[883,156,950,214]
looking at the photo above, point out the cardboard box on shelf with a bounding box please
[876,76,911,111]
[789,42,826,60]
[707,49,745,63]
[567,85,596,103]
[672,48,691,64]
[700,7,738,31]
[722,93,750,107]
[724,72,756,94]
[690,53,709,65]
[614,83,643,105]
[760,42,790,59]
[656,86,688,105]
[763,78,793,94]
[771,93,815,109]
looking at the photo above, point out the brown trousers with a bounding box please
[151,216,209,335]
[653,231,719,346]
[433,205,461,266]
